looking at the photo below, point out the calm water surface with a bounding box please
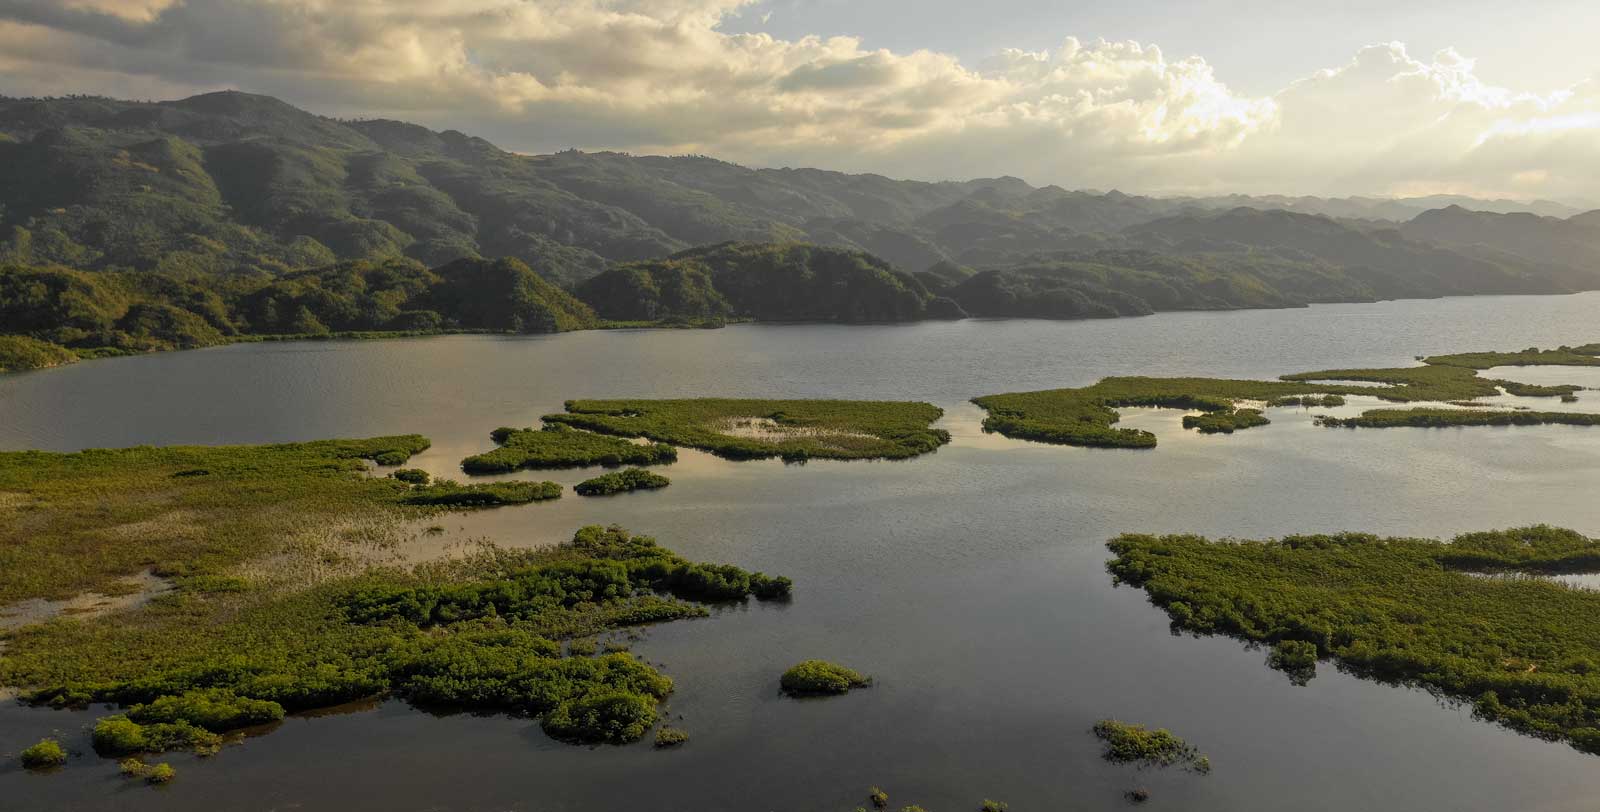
[3,292,1600,811]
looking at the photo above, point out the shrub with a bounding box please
[981,801,1009,812]
[146,763,176,784]
[1092,719,1210,773]
[127,689,285,732]
[19,738,67,768]
[749,572,794,600]
[540,690,658,744]
[92,714,223,756]
[575,468,671,496]
[654,727,689,748]
[780,660,871,695]
[1267,640,1319,682]
[391,468,430,485]
[868,787,889,809]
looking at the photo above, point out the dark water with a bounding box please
[3,292,1600,811]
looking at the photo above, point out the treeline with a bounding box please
[0,257,596,365]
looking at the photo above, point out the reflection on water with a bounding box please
[3,292,1600,811]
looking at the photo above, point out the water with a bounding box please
[3,292,1600,811]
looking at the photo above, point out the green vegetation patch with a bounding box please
[0,435,429,603]
[0,334,79,372]
[1182,408,1269,434]
[654,726,689,748]
[398,479,562,507]
[780,660,871,695]
[1424,345,1600,370]
[20,738,67,768]
[1319,408,1600,429]
[1106,525,1600,754]
[6,525,791,754]
[575,468,671,496]
[1092,720,1211,774]
[545,398,950,461]
[461,424,677,474]
[974,343,1594,449]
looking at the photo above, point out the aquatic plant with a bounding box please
[780,660,871,695]
[1092,720,1210,773]
[19,738,67,768]
[869,787,889,808]
[545,398,949,461]
[654,726,689,748]
[1107,525,1600,755]
[575,468,671,496]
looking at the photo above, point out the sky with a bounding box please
[1,0,1598,202]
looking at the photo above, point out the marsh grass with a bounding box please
[545,399,949,461]
[461,425,676,474]
[0,436,429,603]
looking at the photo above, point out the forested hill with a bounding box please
[5,91,1600,288]
[4,90,1600,374]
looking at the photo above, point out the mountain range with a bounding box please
[2,90,1599,366]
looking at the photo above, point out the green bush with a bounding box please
[1092,719,1210,773]
[575,468,671,496]
[146,763,176,784]
[92,714,223,756]
[540,690,658,744]
[391,468,430,485]
[780,660,871,695]
[654,726,689,748]
[128,688,285,732]
[19,738,67,768]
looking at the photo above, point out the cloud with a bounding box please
[0,1,1595,200]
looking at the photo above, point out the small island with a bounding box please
[575,468,671,496]
[973,341,1596,448]
[545,398,950,461]
[780,659,872,695]
[1107,524,1600,755]
[1092,719,1211,774]
[0,430,797,771]
[461,424,677,473]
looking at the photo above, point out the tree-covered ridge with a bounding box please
[579,242,947,324]
[0,258,595,366]
[544,399,950,461]
[4,91,1598,311]
[973,344,1594,448]
[1106,526,1600,755]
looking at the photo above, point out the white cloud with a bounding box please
[0,1,1595,200]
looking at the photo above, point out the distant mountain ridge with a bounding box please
[3,91,1597,287]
